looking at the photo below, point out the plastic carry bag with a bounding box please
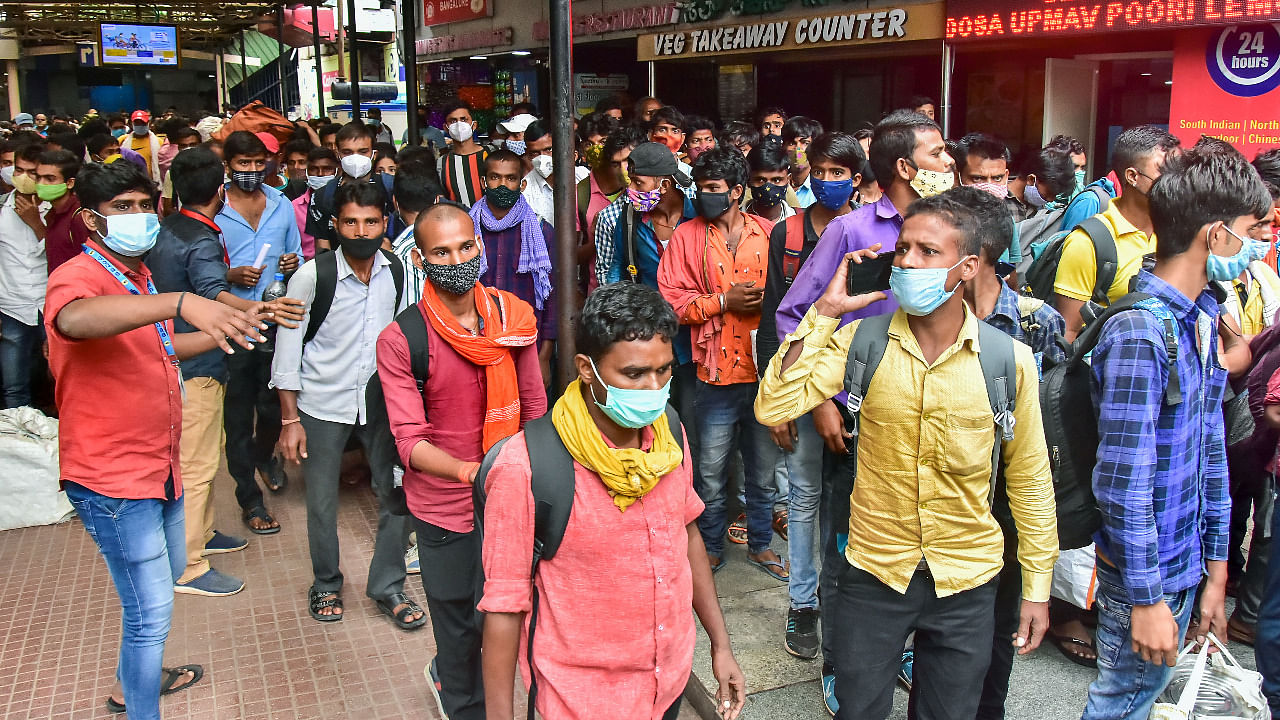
[0,407,73,531]
[1051,544,1097,610]
[1151,633,1269,720]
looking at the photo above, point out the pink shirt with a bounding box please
[585,173,622,294]
[375,305,546,532]
[292,189,316,260]
[478,428,704,720]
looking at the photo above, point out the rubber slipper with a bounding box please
[748,557,789,582]
[243,506,281,535]
[376,592,427,631]
[104,664,204,713]
[1048,632,1098,668]
[709,556,727,574]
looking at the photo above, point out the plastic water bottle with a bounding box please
[259,273,288,352]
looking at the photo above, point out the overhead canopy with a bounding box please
[0,1,320,49]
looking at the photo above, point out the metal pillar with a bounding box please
[312,2,326,117]
[940,41,954,138]
[347,0,361,120]
[215,51,226,109]
[5,60,19,117]
[550,0,576,386]
[276,3,287,112]
[336,0,346,78]
[648,60,655,98]
[402,0,419,144]
[239,31,249,107]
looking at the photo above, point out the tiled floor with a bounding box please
[0,462,465,720]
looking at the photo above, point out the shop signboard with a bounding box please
[1169,22,1280,158]
[423,0,493,28]
[415,27,513,55]
[574,73,630,116]
[638,2,944,60]
[946,0,1280,41]
[533,3,680,41]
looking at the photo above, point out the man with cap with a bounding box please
[122,110,164,183]
[12,113,34,132]
[497,113,538,173]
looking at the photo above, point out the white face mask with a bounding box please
[532,154,554,179]
[306,173,336,190]
[341,153,373,179]
[0,166,13,187]
[447,121,473,143]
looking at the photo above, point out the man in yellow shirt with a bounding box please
[122,110,165,183]
[755,194,1058,720]
[1054,126,1181,340]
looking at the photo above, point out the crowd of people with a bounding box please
[5,90,1280,720]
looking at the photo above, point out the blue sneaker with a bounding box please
[897,648,914,691]
[822,667,838,716]
[175,568,244,597]
[202,530,248,556]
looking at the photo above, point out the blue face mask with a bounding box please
[810,176,855,211]
[111,127,127,139]
[1023,183,1047,208]
[92,210,160,257]
[888,257,968,316]
[1206,225,1253,282]
[1073,169,1086,195]
[505,139,527,156]
[1250,238,1270,262]
[588,358,671,429]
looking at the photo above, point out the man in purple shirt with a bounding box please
[769,109,955,717]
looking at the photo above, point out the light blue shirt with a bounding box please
[270,250,398,425]
[216,184,303,301]
[793,176,815,209]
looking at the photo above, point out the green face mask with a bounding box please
[35,182,68,202]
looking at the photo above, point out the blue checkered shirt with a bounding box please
[984,281,1068,373]
[1090,270,1230,605]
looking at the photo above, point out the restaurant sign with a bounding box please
[946,0,1280,41]
[638,2,943,60]
[415,27,513,55]
[533,3,680,41]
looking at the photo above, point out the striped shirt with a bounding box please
[439,149,487,208]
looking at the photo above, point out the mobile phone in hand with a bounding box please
[846,252,895,296]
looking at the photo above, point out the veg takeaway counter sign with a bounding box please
[946,0,1280,40]
[638,2,943,60]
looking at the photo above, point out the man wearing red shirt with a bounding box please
[376,203,545,720]
[480,283,746,720]
[38,148,92,272]
[46,161,264,720]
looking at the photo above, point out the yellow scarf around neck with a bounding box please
[551,379,683,512]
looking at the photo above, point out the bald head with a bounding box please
[414,202,481,267]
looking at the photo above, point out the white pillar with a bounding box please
[6,59,20,116]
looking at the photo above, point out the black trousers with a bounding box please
[834,563,997,720]
[975,514,1022,720]
[223,348,279,512]
[412,517,485,720]
[662,697,683,719]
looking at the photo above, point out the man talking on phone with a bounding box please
[755,192,1057,720]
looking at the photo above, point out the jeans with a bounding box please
[65,481,184,720]
[414,517,485,720]
[223,348,278,513]
[784,412,823,609]
[1256,483,1280,715]
[1082,562,1195,720]
[299,412,408,600]
[694,380,778,557]
[833,562,997,720]
[0,312,40,408]
[821,407,858,667]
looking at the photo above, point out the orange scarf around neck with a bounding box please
[420,280,539,451]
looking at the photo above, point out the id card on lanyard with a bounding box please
[84,246,187,402]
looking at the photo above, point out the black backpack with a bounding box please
[1021,214,1117,312]
[302,248,405,345]
[472,408,685,720]
[1039,291,1181,550]
[616,204,642,283]
[828,312,1017,555]
[364,303,431,516]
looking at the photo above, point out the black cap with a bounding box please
[629,142,691,186]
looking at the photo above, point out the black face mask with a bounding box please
[341,234,383,260]
[694,190,733,220]
[486,184,521,210]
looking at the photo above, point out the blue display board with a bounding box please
[100,23,179,67]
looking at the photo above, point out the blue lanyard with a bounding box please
[83,246,178,362]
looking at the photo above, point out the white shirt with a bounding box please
[391,223,424,312]
[522,170,556,226]
[0,192,48,326]
[270,249,398,425]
